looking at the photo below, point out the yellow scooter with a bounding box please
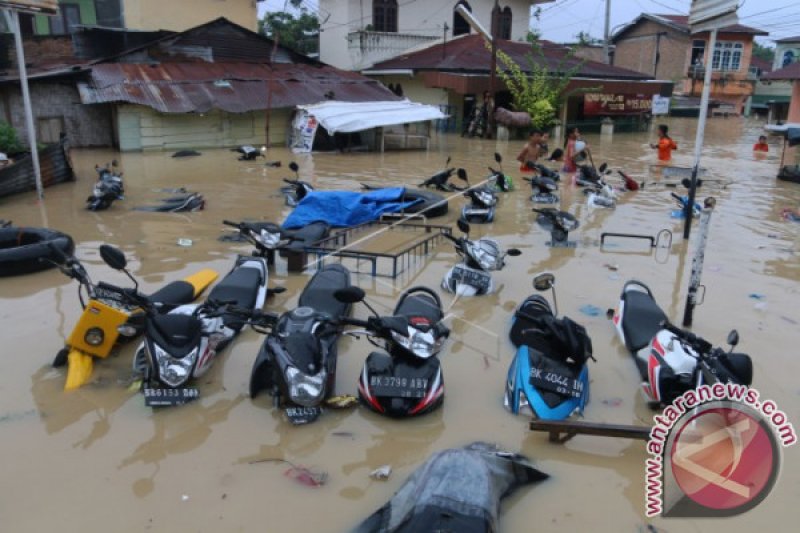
[48,243,217,390]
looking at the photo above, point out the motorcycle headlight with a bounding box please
[391,327,442,359]
[258,230,283,248]
[117,324,138,337]
[466,239,501,271]
[477,190,494,205]
[284,366,326,406]
[85,327,105,346]
[153,344,197,388]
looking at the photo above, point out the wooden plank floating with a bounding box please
[530,419,651,443]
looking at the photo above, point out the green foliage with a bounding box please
[259,10,320,56]
[493,41,583,130]
[752,41,775,63]
[574,31,601,46]
[0,121,23,154]
[525,30,541,43]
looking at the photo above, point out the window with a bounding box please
[373,0,398,33]
[783,50,796,68]
[94,0,124,29]
[453,1,471,37]
[497,7,512,40]
[690,39,705,67]
[49,4,81,35]
[711,41,743,71]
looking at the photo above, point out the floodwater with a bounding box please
[1,118,798,532]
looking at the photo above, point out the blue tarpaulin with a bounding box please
[282,188,421,229]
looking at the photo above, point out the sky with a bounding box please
[258,0,800,44]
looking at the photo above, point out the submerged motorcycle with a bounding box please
[420,157,469,192]
[533,208,579,246]
[87,161,124,211]
[523,163,560,204]
[442,219,521,296]
[222,219,330,266]
[47,243,217,390]
[612,280,753,406]
[249,264,353,424]
[505,272,594,420]
[112,249,277,406]
[281,162,314,206]
[461,183,498,224]
[334,285,450,417]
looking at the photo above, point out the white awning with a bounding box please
[297,99,446,134]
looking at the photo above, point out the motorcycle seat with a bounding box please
[621,290,667,352]
[298,264,351,318]
[147,281,194,308]
[148,313,203,355]
[208,267,262,310]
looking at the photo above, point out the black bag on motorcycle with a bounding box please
[509,297,593,366]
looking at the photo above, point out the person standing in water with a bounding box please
[516,129,544,170]
[650,124,677,162]
[562,127,583,173]
[753,135,769,152]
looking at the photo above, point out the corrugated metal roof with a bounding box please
[78,62,399,113]
[763,61,800,81]
[370,34,652,80]
[655,14,768,35]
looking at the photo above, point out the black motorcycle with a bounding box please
[222,219,330,266]
[87,161,124,211]
[419,156,469,192]
[249,264,353,424]
[281,162,314,206]
[335,285,450,418]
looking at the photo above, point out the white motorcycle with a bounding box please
[441,219,520,296]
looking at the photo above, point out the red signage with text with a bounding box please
[583,93,652,116]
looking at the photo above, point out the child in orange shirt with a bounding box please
[753,135,769,152]
[650,124,677,162]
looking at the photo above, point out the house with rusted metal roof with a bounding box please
[611,13,768,115]
[0,17,399,151]
[364,34,673,133]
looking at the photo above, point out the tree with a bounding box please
[752,41,775,63]
[574,31,601,46]
[259,11,320,56]
[493,41,584,130]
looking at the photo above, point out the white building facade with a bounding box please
[319,0,543,71]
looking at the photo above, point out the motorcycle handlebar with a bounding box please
[222,220,242,228]
[662,321,713,354]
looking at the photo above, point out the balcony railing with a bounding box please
[347,30,438,70]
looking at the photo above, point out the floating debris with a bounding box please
[579,304,602,317]
[172,150,201,158]
[177,238,193,247]
[603,263,619,271]
[748,293,765,300]
[248,458,328,487]
[370,465,392,480]
[325,395,359,409]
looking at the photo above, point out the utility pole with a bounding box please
[2,8,43,199]
[653,32,662,77]
[603,0,611,64]
[442,22,449,59]
[486,0,500,139]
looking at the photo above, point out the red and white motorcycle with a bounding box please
[612,280,753,406]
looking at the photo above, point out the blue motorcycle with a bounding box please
[504,273,594,420]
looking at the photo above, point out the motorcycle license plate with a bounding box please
[452,266,491,293]
[529,368,584,399]
[285,406,323,425]
[143,386,200,407]
[370,376,428,399]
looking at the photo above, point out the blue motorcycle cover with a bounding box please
[282,188,421,229]
[352,442,548,533]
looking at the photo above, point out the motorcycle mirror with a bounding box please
[506,248,522,256]
[445,156,451,167]
[99,244,127,270]
[334,286,365,304]
[727,329,739,348]
[289,162,299,173]
[532,272,555,291]
[681,177,704,189]
[456,219,470,235]
[599,163,608,173]
[456,168,468,181]
[111,159,118,167]
[494,152,502,163]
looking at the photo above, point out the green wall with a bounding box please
[34,0,97,35]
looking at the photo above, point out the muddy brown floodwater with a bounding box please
[1,118,798,532]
